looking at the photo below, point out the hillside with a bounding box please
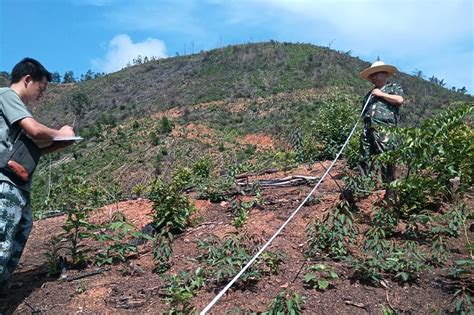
[4,42,465,212]
[10,42,470,130]
[1,42,473,314]
[3,162,472,314]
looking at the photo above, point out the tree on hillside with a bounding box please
[51,71,61,84]
[0,71,10,81]
[70,91,90,118]
[412,69,424,78]
[457,86,467,94]
[81,70,95,81]
[63,71,76,83]
[429,76,446,87]
[133,55,143,65]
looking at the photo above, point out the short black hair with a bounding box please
[10,58,52,84]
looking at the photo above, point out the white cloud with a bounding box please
[91,34,168,73]
[225,0,474,91]
[89,0,472,91]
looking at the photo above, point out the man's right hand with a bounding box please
[58,125,75,137]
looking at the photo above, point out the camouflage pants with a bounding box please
[359,122,396,183]
[0,181,32,285]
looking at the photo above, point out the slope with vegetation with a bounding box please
[0,42,472,314]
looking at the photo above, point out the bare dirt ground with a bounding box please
[1,161,471,314]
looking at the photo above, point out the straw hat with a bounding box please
[360,61,397,81]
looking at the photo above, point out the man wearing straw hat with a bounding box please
[358,60,404,192]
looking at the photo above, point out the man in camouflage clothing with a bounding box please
[0,58,75,290]
[358,61,404,185]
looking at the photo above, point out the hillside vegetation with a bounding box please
[3,42,466,129]
[0,42,473,314]
[0,42,471,218]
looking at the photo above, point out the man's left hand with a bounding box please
[371,88,384,97]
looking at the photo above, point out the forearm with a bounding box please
[18,117,74,140]
[378,92,404,106]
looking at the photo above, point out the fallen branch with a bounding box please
[344,300,367,309]
[237,175,320,187]
[386,292,396,312]
[65,268,105,282]
[235,168,280,179]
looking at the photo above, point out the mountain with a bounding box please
[1,42,472,212]
[19,41,471,129]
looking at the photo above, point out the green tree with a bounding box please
[81,70,95,81]
[63,71,76,83]
[51,71,61,83]
[70,91,90,118]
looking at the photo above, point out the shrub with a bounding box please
[148,177,196,234]
[294,94,359,162]
[380,104,473,216]
[307,200,358,259]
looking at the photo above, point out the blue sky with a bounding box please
[1,0,473,93]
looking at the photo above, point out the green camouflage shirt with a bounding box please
[362,83,404,126]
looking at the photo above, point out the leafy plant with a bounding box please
[231,199,255,228]
[196,175,236,203]
[45,175,147,269]
[43,235,66,277]
[262,290,304,315]
[363,206,398,256]
[307,200,358,259]
[343,170,379,198]
[131,183,147,197]
[197,234,265,285]
[294,95,359,161]
[304,264,339,291]
[93,215,151,266]
[160,268,205,314]
[192,155,214,179]
[380,104,474,216]
[351,242,426,284]
[153,227,174,273]
[159,116,174,134]
[260,251,286,275]
[446,259,474,314]
[148,176,196,234]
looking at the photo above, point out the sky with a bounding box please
[1,0,473,93]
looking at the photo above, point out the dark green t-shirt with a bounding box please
[0,87,33,191]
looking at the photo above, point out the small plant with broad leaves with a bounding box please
[446,259,474,314]
[94,213,152,266]
[307,200,358,259]
[44,174,107,266]
[196,175,236,203]
[43,235,66,277]
[231,198,256,228]
[197,234,276,285]
[153,226,174,273]
[292,94,359,162]
[148,175,195,234]
[304,264,339,291]
[262,290,304,315]
[351,241,426,284]
[192,155,214,179]
[160,268,205,314]
[363,206,398,256]
[343,170,379,198]
[147,167,196,272]
[260,251,285,275]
